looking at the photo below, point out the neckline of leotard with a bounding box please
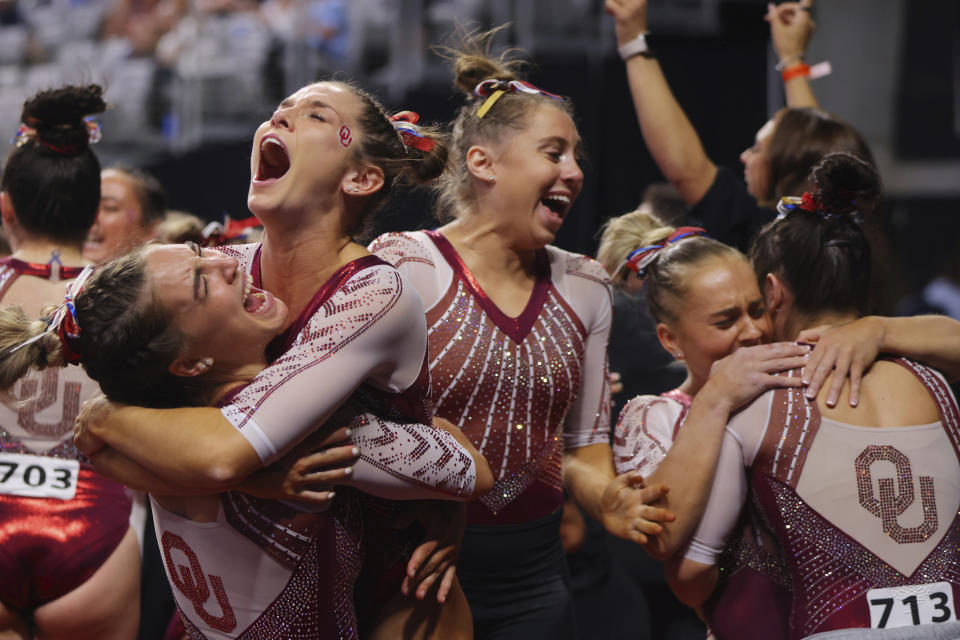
[0,256,87,280]
[425,229,552,344]
[253,247,392,363]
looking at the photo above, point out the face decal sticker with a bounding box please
[339,125,352,147]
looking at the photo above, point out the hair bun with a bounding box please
[811,151,881,219]
[21,84,106,155]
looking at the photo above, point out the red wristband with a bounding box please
[782,63,811,82]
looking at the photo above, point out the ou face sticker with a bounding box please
[339,125,352,147]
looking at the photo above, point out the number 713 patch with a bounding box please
[0,452,79,500]
[868,582,956,629]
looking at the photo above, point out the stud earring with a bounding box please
[672,352,682,359]
[347,185,359,193]
[200,357,213,369]
[486,175,496,182]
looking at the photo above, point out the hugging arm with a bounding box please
[77,271,481,500]
[801,314,960,407]
[640,343,807,559]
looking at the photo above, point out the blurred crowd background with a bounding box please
[0,0,957,374]
[0,0,955,322]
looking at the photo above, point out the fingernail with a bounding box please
[327,491,335,500]
[351,447,359,456]
[344,467,353,476]
[805,390,815,399]
[344,428,352,438]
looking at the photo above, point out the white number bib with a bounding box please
[868,582,956,629]
[0,452,79,500]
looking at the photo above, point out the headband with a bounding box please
[11,116,102,155]
[10,265,95,365]
[389,111,435,152]
[776,192,862,224]
[473,79,563,119]
[623,226,707,279]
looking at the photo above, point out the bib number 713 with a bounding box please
[868,583,955,629]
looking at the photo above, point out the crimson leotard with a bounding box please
[614,389,791,640]
[152,247,478,639]
[371,230,612,524]
[687,359,960,639]
[0,258,137,612]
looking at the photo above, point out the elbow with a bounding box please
[664,557,717,608]
[197,441,260,489]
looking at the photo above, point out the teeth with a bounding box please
[544,195,570,204]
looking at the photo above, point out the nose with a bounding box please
[740,147,750,165]
[561,156,584,191]
[205,253,239,283]
[738,316,763,347]
[270,105,292,130]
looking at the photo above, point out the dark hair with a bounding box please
[763,108,874,207]
[105,164,167,225]
[0,85,107,244]
[597,208,746,323]
[750,152,881,317]
[435,28,575,221]
[324,81,448,238]
[0,248,219,408]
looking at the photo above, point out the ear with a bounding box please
[343,164,385,197]
[656,322,683,360]
[168,356,213,378]
[465,144,496,183]
[0,191,15,227]
[764,273,785,313]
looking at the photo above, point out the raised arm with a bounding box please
[768,0,819,108]
[604,0,717,206]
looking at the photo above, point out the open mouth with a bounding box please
[255,136,290,181]
[541,193,571,218]
[242,275,268,313]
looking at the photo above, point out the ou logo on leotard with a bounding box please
[161,531,237,632]
[856,445,937,544]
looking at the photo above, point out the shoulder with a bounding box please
[547,245,611,287]
[368,231,436,269]
[618,394,685,431]
[216,242,260,272]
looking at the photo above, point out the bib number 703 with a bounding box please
[868,583,955,629]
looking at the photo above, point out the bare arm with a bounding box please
[768,0,819,108]
[642,343,808,559]
[801,315,960,407]
[564,441,674,545]
[78,400,264,490]
[604,0,717,206]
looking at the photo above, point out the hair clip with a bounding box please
[389,111,435,152]
[473,79,563,119]
[623,226,706,278]
[776,192,862,224]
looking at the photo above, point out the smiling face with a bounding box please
[84,169,154,264]
[740,117,777,202]
[248,82,367,226]
[482,104,584,249]
[660,255,771,388]
[145,243,287,376]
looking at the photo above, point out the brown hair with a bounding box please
[325,81,449,238]
[763,107,875,207]
[750,152,881,316]
[434,28,575,221]
[0,248,222,407]
[1,85,107,244]
[597,208,745,323]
